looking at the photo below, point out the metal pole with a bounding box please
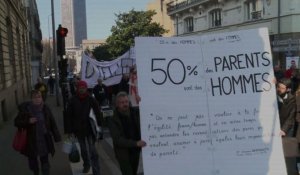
[48,15,52,72]
[277,0,281,65]
[278,0,281,35]
[51,0,60,106]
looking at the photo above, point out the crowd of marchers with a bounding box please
[13,62,300,175]
[14,66,146,175]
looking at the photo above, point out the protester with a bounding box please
[274,65,284,81]
[285,60,297,79]
[107,91,146,175]
[69,75,80,97]
[128,66,140,108]
[291,70,300,95]
[47,75,55,95]
[14,90,61,175]
[118,74,130,94]
[35,77,48,101]
[276,78,298,175]
[65,80,103,175]
[93,79,107,106]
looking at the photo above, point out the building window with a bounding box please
[210,9,222,28]
[0,32,5,89]
[245,0,263,20]
[184,17,194,33]
[6,17,16,82]
[17,27,23,78]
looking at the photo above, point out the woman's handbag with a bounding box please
[12,128,27,152]
[69,141,80,163]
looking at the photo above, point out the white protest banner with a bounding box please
[135,28,286,175]
[81,48,135,87]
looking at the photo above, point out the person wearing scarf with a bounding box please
[14,90,61,175]
[65,80,103,175]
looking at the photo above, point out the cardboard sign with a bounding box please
[135,28,286,175]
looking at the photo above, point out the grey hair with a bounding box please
[116,91,128,99]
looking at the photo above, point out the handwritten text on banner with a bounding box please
[135,28,286,175]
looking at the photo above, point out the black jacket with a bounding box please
[107,107,141,161]
[65,95,103,138]
[278,93,297,135]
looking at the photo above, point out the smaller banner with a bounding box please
[81,48,135,88]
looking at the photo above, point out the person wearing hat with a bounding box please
[65,80,103,175]
[277,78,298,175]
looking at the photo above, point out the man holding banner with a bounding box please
[107,92,146,175]
[276,78,298,175]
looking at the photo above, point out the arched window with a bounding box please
[184,17,194,33]
[210,9,222,27]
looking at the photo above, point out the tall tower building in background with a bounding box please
[61,0,87,48]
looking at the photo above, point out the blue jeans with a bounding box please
[77,136,100,175]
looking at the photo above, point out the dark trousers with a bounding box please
[28,155,49,175]
[49,85,54,95]
[77,136,100,175]
[285,157,298,175]
[118,151,140,175]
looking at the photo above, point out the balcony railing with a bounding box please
[167,0,208,15]
[251,10,262,20]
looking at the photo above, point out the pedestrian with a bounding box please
[285,60,297,79]
[14,90,61,175]
[47,75,55,95]
[128,66,140,108]
[274,65,284,82]
[107,91,146,175]
[69,75,80,97]
[118,74,129,94]
[65,80,103,175]
[93,79,107,106]
[35,77,48,101]
[276,78,298,175]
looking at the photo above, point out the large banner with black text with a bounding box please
[135,28,286,175]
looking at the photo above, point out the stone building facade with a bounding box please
[166,0,300,67]
[0,0,42,124]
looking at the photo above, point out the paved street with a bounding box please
[0,94,143,175]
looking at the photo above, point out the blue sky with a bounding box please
[36,0,151,40]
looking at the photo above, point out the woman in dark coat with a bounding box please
[14,90,61,175]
